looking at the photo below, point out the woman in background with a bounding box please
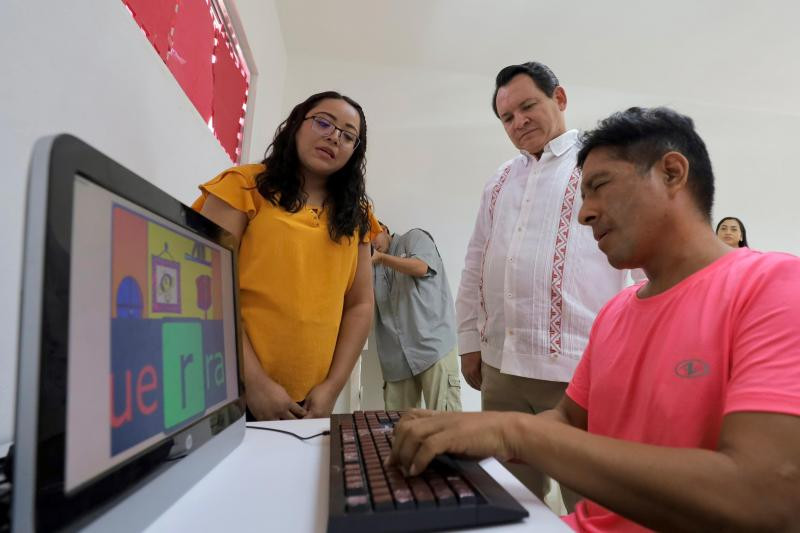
[193,91,378,420]
[715,216,749,248]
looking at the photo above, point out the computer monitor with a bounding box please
[12,135,245,532]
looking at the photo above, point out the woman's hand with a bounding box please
[247,378,307,420]
[303,380,340,419]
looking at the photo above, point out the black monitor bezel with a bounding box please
[25,135,245,531]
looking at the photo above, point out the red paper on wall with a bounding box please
[123,0,177,60]
[212,29,248,162]
[166,0,215,122]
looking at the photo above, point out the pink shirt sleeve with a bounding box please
[725,255,800,416]
[566,335,592,410]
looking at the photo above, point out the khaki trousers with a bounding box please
[481,362,583,512]
[384,347,462,411]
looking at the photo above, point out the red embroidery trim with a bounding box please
[548,167,582,355]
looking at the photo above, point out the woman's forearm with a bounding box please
[325,301,372,391]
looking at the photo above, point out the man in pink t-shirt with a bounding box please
[388,107,800,531]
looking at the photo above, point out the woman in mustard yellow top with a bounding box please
[193,91,376,420]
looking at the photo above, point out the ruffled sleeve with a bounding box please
[191,164,264,219]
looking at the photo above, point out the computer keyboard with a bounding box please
[327,410,528,533]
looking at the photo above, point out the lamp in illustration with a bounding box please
[196,275,211,320]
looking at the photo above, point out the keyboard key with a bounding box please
[346,494,370,513]
[447,477,477,505]
[343,450,359,463]
[432,484,456,506]
[345,477,365,494]
[372,489,394,512]
[408,477,436,508]
[392,487,415,510]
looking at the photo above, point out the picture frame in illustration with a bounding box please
[152,254,181,313]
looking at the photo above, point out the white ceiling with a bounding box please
[276,0,800,116]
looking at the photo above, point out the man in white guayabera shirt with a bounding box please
[455,62,640,509]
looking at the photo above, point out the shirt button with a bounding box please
[508,257,513,262]
[507,293,512,298]
[508,329,513,336]
[517,227,522,232]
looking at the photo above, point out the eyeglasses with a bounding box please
[304,115,360,149]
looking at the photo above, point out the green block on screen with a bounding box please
[162,322,205,428]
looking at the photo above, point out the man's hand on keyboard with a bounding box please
[386,411,520,477]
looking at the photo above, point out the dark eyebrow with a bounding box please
[315,111,359,133]
[581,170,611,191]
[499,99,536,121]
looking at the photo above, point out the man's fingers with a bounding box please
[407,431,451,476]
[390,414,462,475]
[389,417,434,473]
[388,410,438,468]
[405,408,436,421]
[462,372,472,389]
[464,369,481,390]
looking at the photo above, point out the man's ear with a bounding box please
[659,151,690,197]
[553,86,567,111]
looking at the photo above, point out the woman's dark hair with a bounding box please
[715,216,749,247]
[256,91,371,242]
[492,61,560,117]
[577,107,715,221]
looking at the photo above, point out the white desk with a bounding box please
[145,418,571,532]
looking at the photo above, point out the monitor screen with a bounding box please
[13,135,245,533]
[65,176,239,493]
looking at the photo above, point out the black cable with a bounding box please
[0,480,9,531]
[0,490,9,533]
[246,425,330,441]
[0,445,11,532]
[1,445,12,484]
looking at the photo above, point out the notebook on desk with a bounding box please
[327,410,528,533]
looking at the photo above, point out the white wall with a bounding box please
[0,0,287,446]
[282,53,800,412]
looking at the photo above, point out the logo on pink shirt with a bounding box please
[674,359,710,378]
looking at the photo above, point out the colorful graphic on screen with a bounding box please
[109,205,227,456]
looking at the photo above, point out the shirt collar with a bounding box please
[520,129,579,162]
[388,234,401,255]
